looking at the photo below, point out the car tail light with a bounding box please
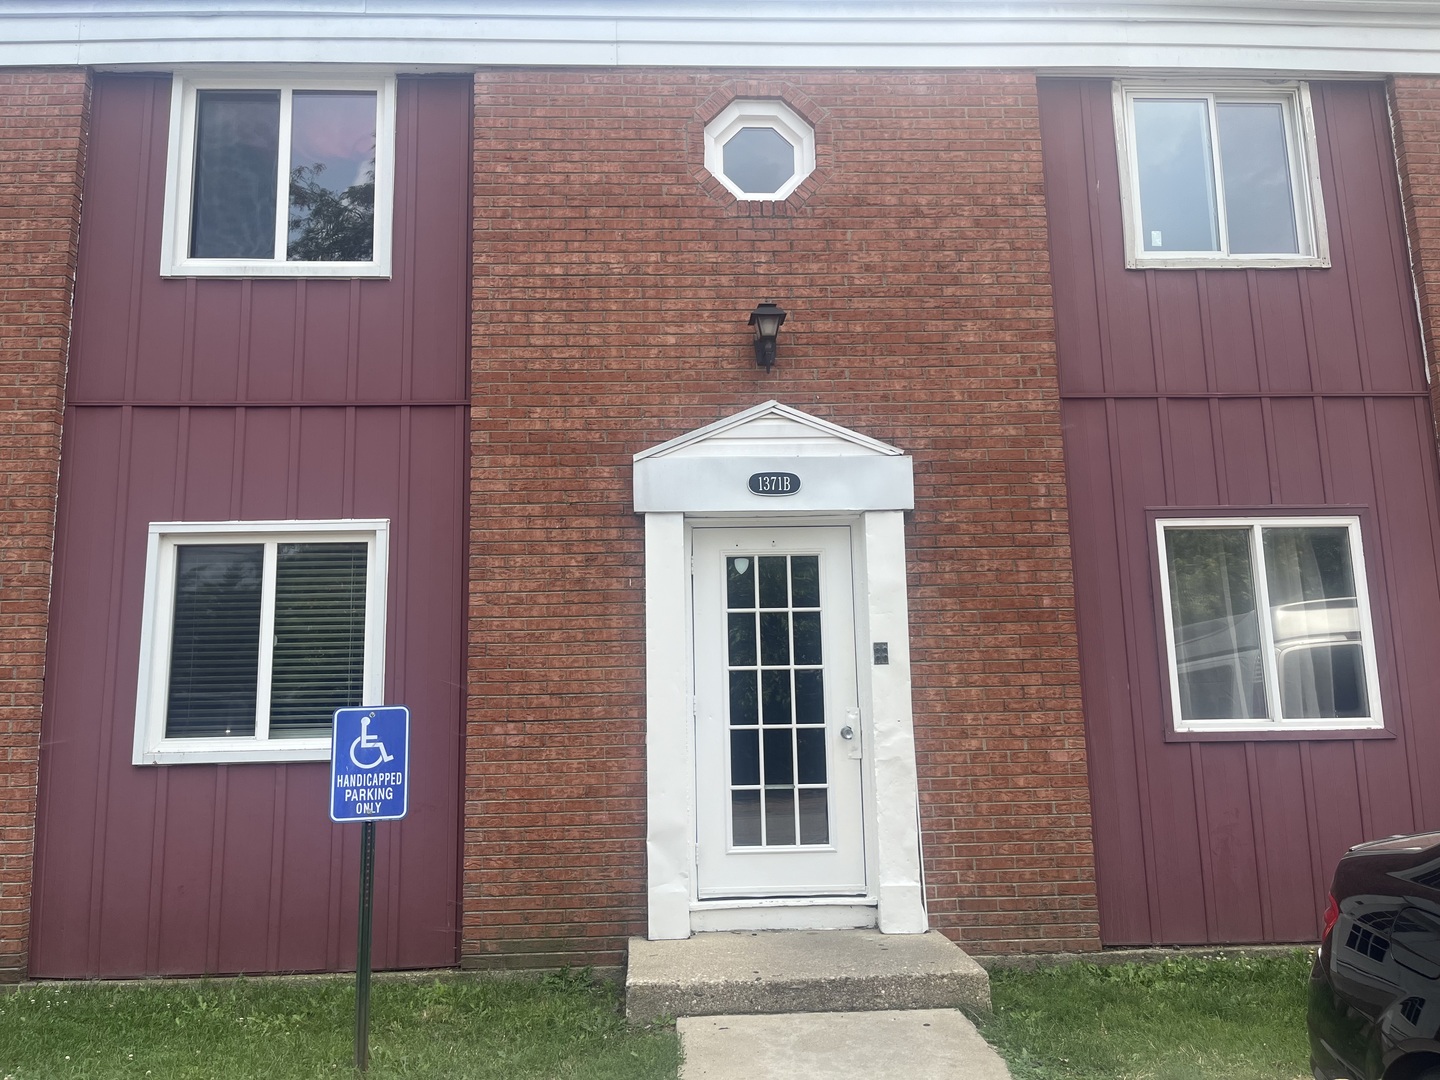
[1322,892,1340,943]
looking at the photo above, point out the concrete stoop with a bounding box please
[624,929,991,1023]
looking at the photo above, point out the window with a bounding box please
[703,100,816,201]
[160,74,395,277]
[1115,82,1328,268]
[1157,517,1382,733]
[133,520,388,765]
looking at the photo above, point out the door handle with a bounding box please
[842,709,862,759]
[839,725,854,740]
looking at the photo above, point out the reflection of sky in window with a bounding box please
[1217,103,1299,254]
[722,126,796,194]
[1134,98,1219,252]
[290,91,376,194]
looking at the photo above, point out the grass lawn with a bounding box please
[975,950,1315,1080]
[0,970,679,1080]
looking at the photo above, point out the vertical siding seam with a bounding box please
[121,84,155,404]
[1298,742,1326,919]
[1209,399,1228,504]
[347,279,361,402]
[1354,396,1391,841]
[144,769,168,973]
[1323,87,1374,396]
[291,281,308,402]
[286,406,301,520]
[386,404,415,967]
[204,765,229,974]
[1313,393,1336,512]
[1399,396,1439,827]
[1196,272,1218,396]
[401,82,419,404]
[1104,396,1163,943]
[1260,398,1282,503]
[1144,270,1164,396]
[1370,84,1426,390]
[229,408,246,519]
[1188,743,1219,942]
[180,279,196,402]
[265,768,287,972]
[1247,270,1271,396]
[84,404,136,975]
[237,282,253,402]
[1078,81,1117,397]
[1242,742,1274,941]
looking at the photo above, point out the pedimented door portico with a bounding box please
[633,401,927,938]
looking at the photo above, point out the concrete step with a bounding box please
[625,929,991,1023]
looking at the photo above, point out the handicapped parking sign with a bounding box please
[330,706,409,822]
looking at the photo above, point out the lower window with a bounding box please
[1157,516,1382,733]
[133,520,388,765]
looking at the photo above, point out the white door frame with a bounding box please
[634,402,926,938]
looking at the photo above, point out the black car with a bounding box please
[1310,830,1440,1080]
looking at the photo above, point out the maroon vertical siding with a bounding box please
[1041,78,1440,945]
[30,74,471,977]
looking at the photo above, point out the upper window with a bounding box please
[704,100,816,201]
[161,74,396,277]
[1157,517,1382,734]
[1115,82,1328,269]
[133,520,388,765]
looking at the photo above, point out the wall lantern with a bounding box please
[748,301,787,370]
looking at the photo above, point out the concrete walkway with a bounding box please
[678,1009,1013,1079]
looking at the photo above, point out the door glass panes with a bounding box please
[287,91,378,262]
[726,553,829,847]
[1134,98,1220,253]
[166,545,264,737]
[191,91,281,259]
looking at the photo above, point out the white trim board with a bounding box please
[11,2,1440,74]
[635,403,925,939]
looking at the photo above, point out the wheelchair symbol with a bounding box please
[349,713,395,770]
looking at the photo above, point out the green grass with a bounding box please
[975,950,1315,1080]
[0,970,680,1080]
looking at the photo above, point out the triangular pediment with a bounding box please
[634,401,903,462]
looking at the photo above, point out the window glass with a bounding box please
[1165,527,1266,721]
[269,542,368,737]
[165,76,393,277]
[135,521,386,765]
[1120,83,1323,266]
[721,126,796,195]
[190,91,280,260]
[1217,102,1299,254]
[287,91,378,262]
[1160,518,1379,731]
[166,545,263,738]
[1262,527,1367,719]
[1135,98,1220,253]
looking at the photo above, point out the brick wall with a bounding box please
[467,69,1099,967]
[0,70,88,981]
[1392,78,1440,427]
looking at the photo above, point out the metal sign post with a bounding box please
[330,705,410,1073]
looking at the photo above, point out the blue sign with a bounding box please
[330,706,409,823]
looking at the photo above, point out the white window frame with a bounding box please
[160,72,396,278]
[1156,516,1382,734]
[133,519,389,765]
[1114,81,1329,270]
[703,99,816,202]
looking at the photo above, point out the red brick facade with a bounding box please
[0,70,88,981]
[465,70,1099,968]
[1391,78,1440,422]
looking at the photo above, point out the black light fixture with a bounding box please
[748,301,787,370]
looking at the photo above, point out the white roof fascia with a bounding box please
[9,2,1440,74]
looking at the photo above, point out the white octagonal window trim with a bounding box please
[704,100,816,201]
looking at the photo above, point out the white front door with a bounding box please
[692,526,867,898]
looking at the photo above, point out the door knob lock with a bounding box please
[839,725,854,740]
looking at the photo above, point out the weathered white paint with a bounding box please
[636,403,924,937]
[644,512,693,941]
[6,1,1440,74]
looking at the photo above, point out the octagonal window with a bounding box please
[704,100,815,201]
